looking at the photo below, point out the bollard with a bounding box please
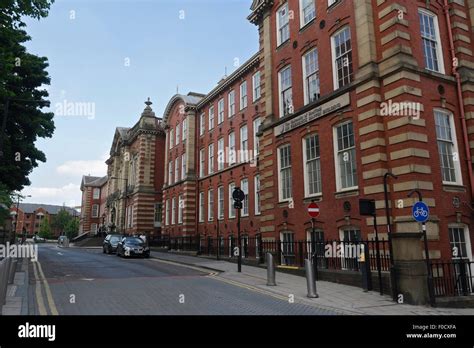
[64,237,69,248]
[266,253,276,286]
[8,258,17,284]
[305,258,319,298]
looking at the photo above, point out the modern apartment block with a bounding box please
[11,203,78,237]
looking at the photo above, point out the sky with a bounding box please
[21,0,258,207]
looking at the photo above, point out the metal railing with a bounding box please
[431,259,474,297]
[153,235,390,272]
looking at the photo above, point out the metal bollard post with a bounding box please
[266,253,276,286]
[0,258,10,306]
[305,258,319,298]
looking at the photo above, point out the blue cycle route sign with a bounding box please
[412,201,429,223]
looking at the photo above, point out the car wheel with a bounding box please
[103,246,106,254]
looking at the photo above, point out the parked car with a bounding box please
[116,237,150,258]
[58,236,67,245]
[103,234,123,254]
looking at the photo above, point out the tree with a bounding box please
[0,184,13,226]
[64,218,79,239]
[0,0,55,193]
[51,208,71,234]
[38,218,52,239]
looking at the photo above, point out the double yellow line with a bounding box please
[31,260,58,315]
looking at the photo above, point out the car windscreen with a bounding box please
[124,238,143,245]
[110,237,121,243]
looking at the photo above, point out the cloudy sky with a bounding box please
[21,0,258,207]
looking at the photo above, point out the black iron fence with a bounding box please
[431,259,474,297]
[151,235,390,273]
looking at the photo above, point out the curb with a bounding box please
[150,253,225,274]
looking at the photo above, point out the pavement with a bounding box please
[149,250,474,315]
[1,258,29,315]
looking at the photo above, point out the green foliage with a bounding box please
[51,208,71,232]
[38,218,52,239]
[64,218,79,239]
[0,184,13,225]
[0,0,55,192]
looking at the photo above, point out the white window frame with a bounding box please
[93,188,100,199]
[228,90,236,117]
[91,204,99,218]
[278,144,292,202]
[240,81,248,110]
[303,134,322,197]
[218,186,224,220]
[181,153,186,180]
[278,65,293,118]
[302,48,320,105]
[176,122,181,145]
[240,125,248,162]
[199,148,205,177]
[199,192,205,223]
[165,199,170,226]
[229,182,236,218]
[208,189,214,221]
[182,118,187,141]
[300,0,316,28]
[434,109,462,185]
[255,175,261,215]
[208,143,214,174]
[209,105,215,130]
[178,194,183,224]
[168,160,173,186]
[252,71,261,102]
[333,121,358,192]
[418,8,445,74]
[217,138,225,171]
[175,156,180,183]
[276,2,290,46]
[218,98,225,124]
[241,178,249,217]
[331,26,353,90]
[171,197,176,225]
[200,113,205,136]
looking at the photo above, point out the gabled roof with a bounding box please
[14,203,79,215]
[81,175,108,191]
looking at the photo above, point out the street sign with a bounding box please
[232,187,245,202]
[412,201,429,223]
[307,202,320,218]
[233,201,242,209]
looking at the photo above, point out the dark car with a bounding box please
[116,237,150,258]
[103,234,123,254]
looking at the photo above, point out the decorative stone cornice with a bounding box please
[247,0,274,25]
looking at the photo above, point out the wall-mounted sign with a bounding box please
[274,92,350,136]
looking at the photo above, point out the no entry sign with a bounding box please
[308,202,320,218]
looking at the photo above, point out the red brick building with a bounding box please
[162,55,264,250]
[103,100,166,238]
[160,0,474,264]
[11,203,78,237]
[248,0,474,262]
[80,175,108,235]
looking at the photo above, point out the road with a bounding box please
[29,244,337,315]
